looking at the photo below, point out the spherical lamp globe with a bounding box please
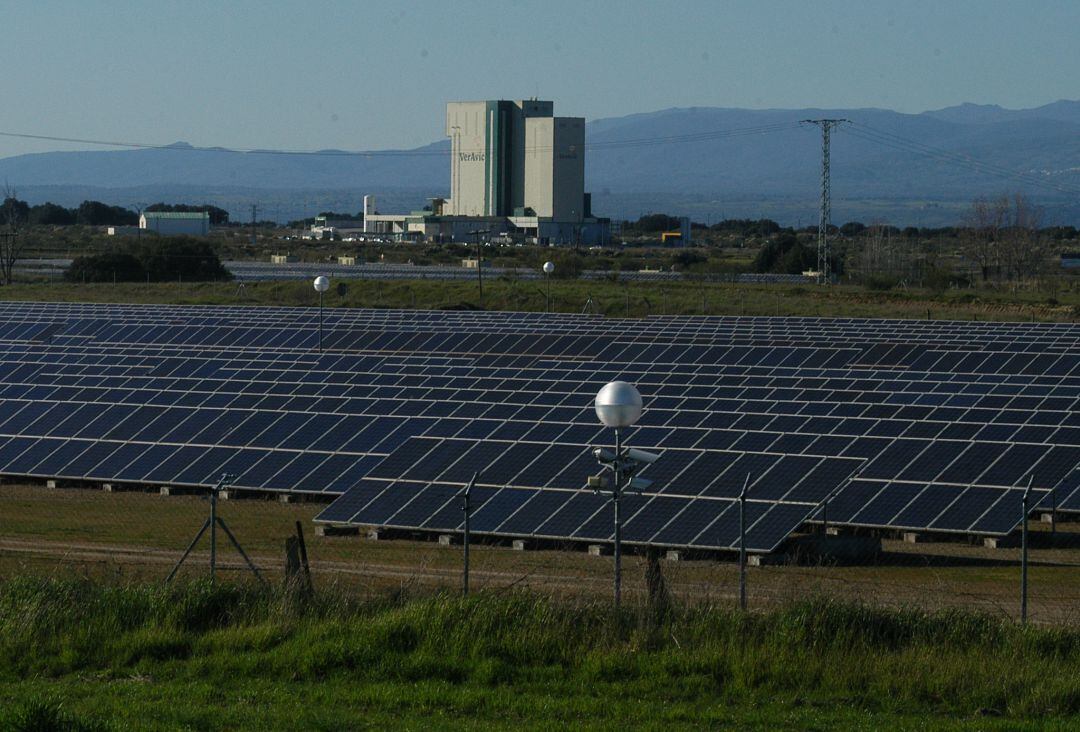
[313,275,330,293]
[543,261,555,274]
[595,381,643,428]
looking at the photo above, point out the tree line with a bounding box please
[622,212,1078,242]
[0,197,229,227]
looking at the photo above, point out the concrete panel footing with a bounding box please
[983,534,1021,549]
[748,554,783,567]
[587,544,610,556]
[664,550,683,562]
[438,534,455,546]
[511,539,529,551]
[314,524,359,537]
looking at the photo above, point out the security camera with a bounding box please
[625,447,660,464]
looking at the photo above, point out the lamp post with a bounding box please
[313,275,329,352]
[468,229,488,308]
[591,380,658,608]
[543,261,554,312]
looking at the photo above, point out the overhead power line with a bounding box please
[0,122,801,158]
[845,122,1080,197]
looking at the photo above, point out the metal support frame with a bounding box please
[166,473,266,586]
[818,461,871,534]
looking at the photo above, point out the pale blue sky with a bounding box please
[1,0,1077,159]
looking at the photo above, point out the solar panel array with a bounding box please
[0,301,1078,554]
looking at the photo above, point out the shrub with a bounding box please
[63,238,231,283]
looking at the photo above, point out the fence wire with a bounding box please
[2,480,1079,625]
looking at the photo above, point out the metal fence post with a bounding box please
[1021,475,1033,623]
[739,472,751,611]
[461,472,476,596]
[209,482,218,583]
[613,428,623,609]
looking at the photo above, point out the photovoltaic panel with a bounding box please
[1,302,1078,552]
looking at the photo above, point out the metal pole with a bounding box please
[1021,475,1032,623]
[546,272,551,312]
[738,472,750,611]
[295,520,312,593]
[209,484,218,583]
[318,291,323,353]
[1051,483,1057,535]
[476,231,483,308]
[462,472,476,596]
[613,428,622,608]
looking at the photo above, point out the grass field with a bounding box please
[2,575,1080,730]
[3,483,1080,625]
[2,276,1079,322]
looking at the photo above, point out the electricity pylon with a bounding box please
[801,119,848,284]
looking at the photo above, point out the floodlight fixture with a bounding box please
[313,275,330,352]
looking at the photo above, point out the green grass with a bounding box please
[2,577,1079,730]
[2,276,1080,322]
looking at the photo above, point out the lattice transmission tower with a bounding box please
[801,119,848,284]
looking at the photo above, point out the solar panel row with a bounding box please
[0,303,1076,554]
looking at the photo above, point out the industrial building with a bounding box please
[363,100,609,246]
[139,211,210,236]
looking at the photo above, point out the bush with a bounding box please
[136,237,232,282]
[64,238,231,283]
[64,252,145,283]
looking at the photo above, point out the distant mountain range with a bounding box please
[4,100,1080,226]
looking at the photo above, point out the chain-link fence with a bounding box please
[4,480,1078,624]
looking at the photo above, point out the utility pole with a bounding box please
[801,119,847,284]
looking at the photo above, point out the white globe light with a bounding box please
[543,261,555,274]
[595,381,643,428]
[313,275,330,292]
